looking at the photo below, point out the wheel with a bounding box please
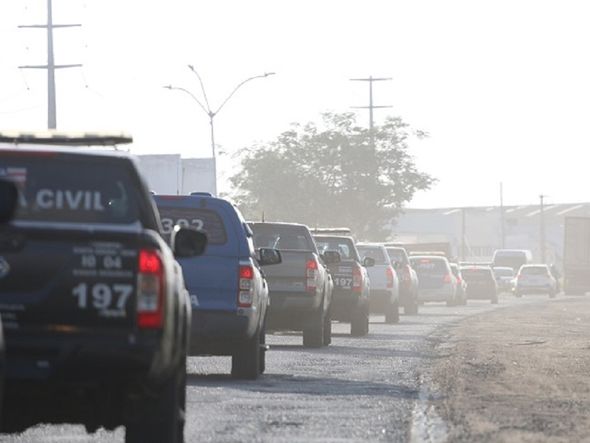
[385,300,399,324]
[491,296,499,304]
[351,303,368,337]
[549,291,556,299]
[231,328,260,379]
[404,299,418,315]
[323,309,332,346]
[259,322,266,374]
[303,307,324,348]
[446,298,455,307]
[515,291,523,298]
[125,354,186,443]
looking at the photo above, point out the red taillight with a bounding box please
[443,273,452,284]
[137,249,164,329]
[352,263,363,292]
[306,259,319,293]
[386,266,395,288]
[238,265,254,307]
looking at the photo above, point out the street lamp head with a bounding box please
[264,72,276,77]
[163,85,173,90]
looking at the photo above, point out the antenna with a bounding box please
[18,0,82,129]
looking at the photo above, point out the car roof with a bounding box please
[313,235,355,242]
[410,255,448,261]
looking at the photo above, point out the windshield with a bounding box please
[314,237,359,261]
[411,257,448,275]
[520,266,550,276]
[357,246,388,265]
[250,224,314,251]
[0,155,140,225]
[156,205,227,245]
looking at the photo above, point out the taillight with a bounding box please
[352,263,363,293]
[306,259,319,293]
[238,264,254,307]
[386,266,395,288]
[137,249,165,329]
[443,273,453,284]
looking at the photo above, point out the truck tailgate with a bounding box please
[262,250,313,293]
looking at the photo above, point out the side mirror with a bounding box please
[363,257,375,268]
[0,179,18,224]
[322,250,341,265]
[171,225,208,257]
[258,248,282,266]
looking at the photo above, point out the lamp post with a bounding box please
[164,67,275,196]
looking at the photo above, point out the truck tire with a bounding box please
[385,300,399,324]
[323,309,332,346]
[351,304,368,337]
[232,328,260,379]
[303,307,324,348]
[491,295,499,304]
[125,354,186,443]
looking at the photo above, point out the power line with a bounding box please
[18,0,82,129]
[350,76,392,147]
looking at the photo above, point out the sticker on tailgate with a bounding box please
[71,243,137,318]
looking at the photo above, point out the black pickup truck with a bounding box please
[0,134,206,442]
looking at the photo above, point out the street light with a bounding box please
[164,67,276,196]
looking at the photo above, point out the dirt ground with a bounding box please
[428,295,590,443]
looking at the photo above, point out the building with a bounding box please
[391,203,590,266]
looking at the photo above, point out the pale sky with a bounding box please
[1,0,589,208]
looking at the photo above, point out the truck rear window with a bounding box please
[0,156,140,225]
[461,268,494,281]
[411,258,448,274]
[314,237,359,261]
[157,206,227,245]
[357,246,388,265]
[250,224,314,251]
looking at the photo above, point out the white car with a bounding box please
[514,264,558,298]
[356,243,399,323]
[410,255,457,306]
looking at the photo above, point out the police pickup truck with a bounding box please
[0,133,206,443]
[249,222,339,347]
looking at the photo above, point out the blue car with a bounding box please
[154,194,281,379]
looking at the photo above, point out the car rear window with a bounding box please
[461,268,494,280]
[494,268,514,277]
[314,237,359,261]
[157,206,227,245]
[0,155,140,225]
[520,266,549,275]
[411,257,448,274]
[250,224,314,251]
[386,248,408,265]
[357,246,388,265]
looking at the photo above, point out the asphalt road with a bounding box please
[0,294,563,442]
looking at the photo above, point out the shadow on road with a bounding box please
[187,372,419,399]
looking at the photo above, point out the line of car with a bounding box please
[0,134,561,442]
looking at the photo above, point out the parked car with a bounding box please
[356,243,399,323]
[385,246,419,314]
[493,266,515,293]
[0,132,206,442]
[514,264,558,298]
[410,255,457,306]
[449,263,467,305]
[249,222,338,347]
[154,194,281,379]
[461,266,499,303]
[314,235,371,336]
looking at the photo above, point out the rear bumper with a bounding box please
[515,285,553,294]
[267,291,321,331]
[189,308,258,355]
[369,289,395,313]
[5,332,159,383]
[331,289,365,321]
[466,284,497,299]
[418,287,453,302]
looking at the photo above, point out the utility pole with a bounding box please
[540,194,547,263]
[19,0,82,129]
[500,182,506,248]
[350,76,392,147]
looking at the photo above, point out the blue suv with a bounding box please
[154,194,281,379]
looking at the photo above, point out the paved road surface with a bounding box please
[0,294,574,442]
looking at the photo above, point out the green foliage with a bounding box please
[230,112,435,239]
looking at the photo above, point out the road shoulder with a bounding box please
[424,296,590,443]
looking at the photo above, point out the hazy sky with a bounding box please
[1,0,589,208]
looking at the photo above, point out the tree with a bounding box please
[230,112,435,240]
